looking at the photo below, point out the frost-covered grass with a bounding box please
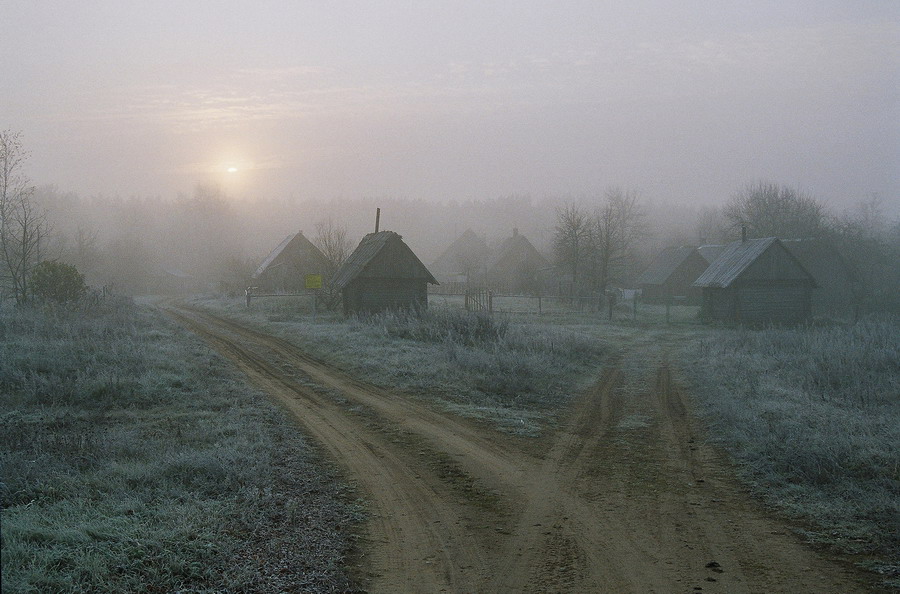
[676,316,900,577]
[189,295,608,435]
[0,299,360,593]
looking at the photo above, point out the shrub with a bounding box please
[30,260,87,304]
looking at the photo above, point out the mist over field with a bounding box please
[3,3,899,592]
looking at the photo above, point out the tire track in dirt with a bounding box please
[165,303,875,593]
[165,307,488,592]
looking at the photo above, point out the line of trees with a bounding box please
[552,187,646,298]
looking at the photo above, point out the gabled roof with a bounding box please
[636,246,697,285]
[490,231,549,272]
[693,237,815,288]
[431,229,489,274]
[697,244,727,265]
[332,231,438,289]
[253,231,327,279]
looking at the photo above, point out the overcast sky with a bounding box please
[4,1,898,212]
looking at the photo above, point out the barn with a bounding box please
[693,237,817,324]
[253,231,331,292]
[636,246,710,304]
[332,231,438,315]
[487,229,550,294]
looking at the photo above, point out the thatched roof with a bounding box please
[430,229,489,276]
[490,230,549,273]
[636,246,697,285]
[253,231,328,279]
[332,231,438,290]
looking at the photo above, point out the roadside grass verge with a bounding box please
[0,299,361,593]
[188,295,608,435]
[676,316,900,579]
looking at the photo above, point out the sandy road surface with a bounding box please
[165,304,874,593]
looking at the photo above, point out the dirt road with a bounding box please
[166,304,873,593]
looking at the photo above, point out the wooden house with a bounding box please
[332,231,438,315]
[252,231,331,292]
[636,246,710,304]
[697,244,727,265]
[782,239,861,314]
[430,229,490,290]
[487,229,550,294]
[693,237,817,324]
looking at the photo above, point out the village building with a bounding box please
[252,231,331,293]
[636,246,710,304]
[332,231,438,315]
[693,236,817,324]
[782,239,861,314]
[487,229,550,294]
[429,229,490,291]
[697,244,727,265]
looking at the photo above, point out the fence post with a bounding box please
[489,291,493,314]
[538,295,542,315]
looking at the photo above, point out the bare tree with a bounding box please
[585,187,646,296]
[1,130,50,304]
[553,203,590,296]
[314,217,352,308]
[724,182,825,239]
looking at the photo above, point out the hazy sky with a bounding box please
[4,1,898,211]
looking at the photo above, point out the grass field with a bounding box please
[5,292,896,589]
[195,294,899,581]
[191,295,612,435]
[675,316,900,582]
[0,299,361,593]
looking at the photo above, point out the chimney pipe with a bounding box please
[375,208,380,233]
[741,224,747,242]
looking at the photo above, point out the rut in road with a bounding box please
[165,304,872,593]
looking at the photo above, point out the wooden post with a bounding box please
[538,295,542,315]
[375,208,381,233]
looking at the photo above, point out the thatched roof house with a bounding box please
[636,246,709,303]
[693,237,816,324]
[430,229,490,286]
[487,229,550,294]
[253,231,330,292]
[332,231,438,315]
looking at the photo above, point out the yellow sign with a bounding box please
[305,274,322,289]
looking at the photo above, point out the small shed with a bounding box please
[693,237,817,324]
[253,231,331,292]
[332,231,438,315]
[487,229,550,294]
[636,246,709,304]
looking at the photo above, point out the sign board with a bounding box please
[305,274,323,289]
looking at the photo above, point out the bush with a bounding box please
[31,261,87,304]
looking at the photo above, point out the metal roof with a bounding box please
[692,237,779,288]
[636,246,697,285]
[332,231,438,290]
[253,233,295,278]
[697,244,727,265]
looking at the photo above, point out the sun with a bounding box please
[227,166,238,173]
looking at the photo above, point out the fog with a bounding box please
[5,3,898,208]
[4,3,898,296]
